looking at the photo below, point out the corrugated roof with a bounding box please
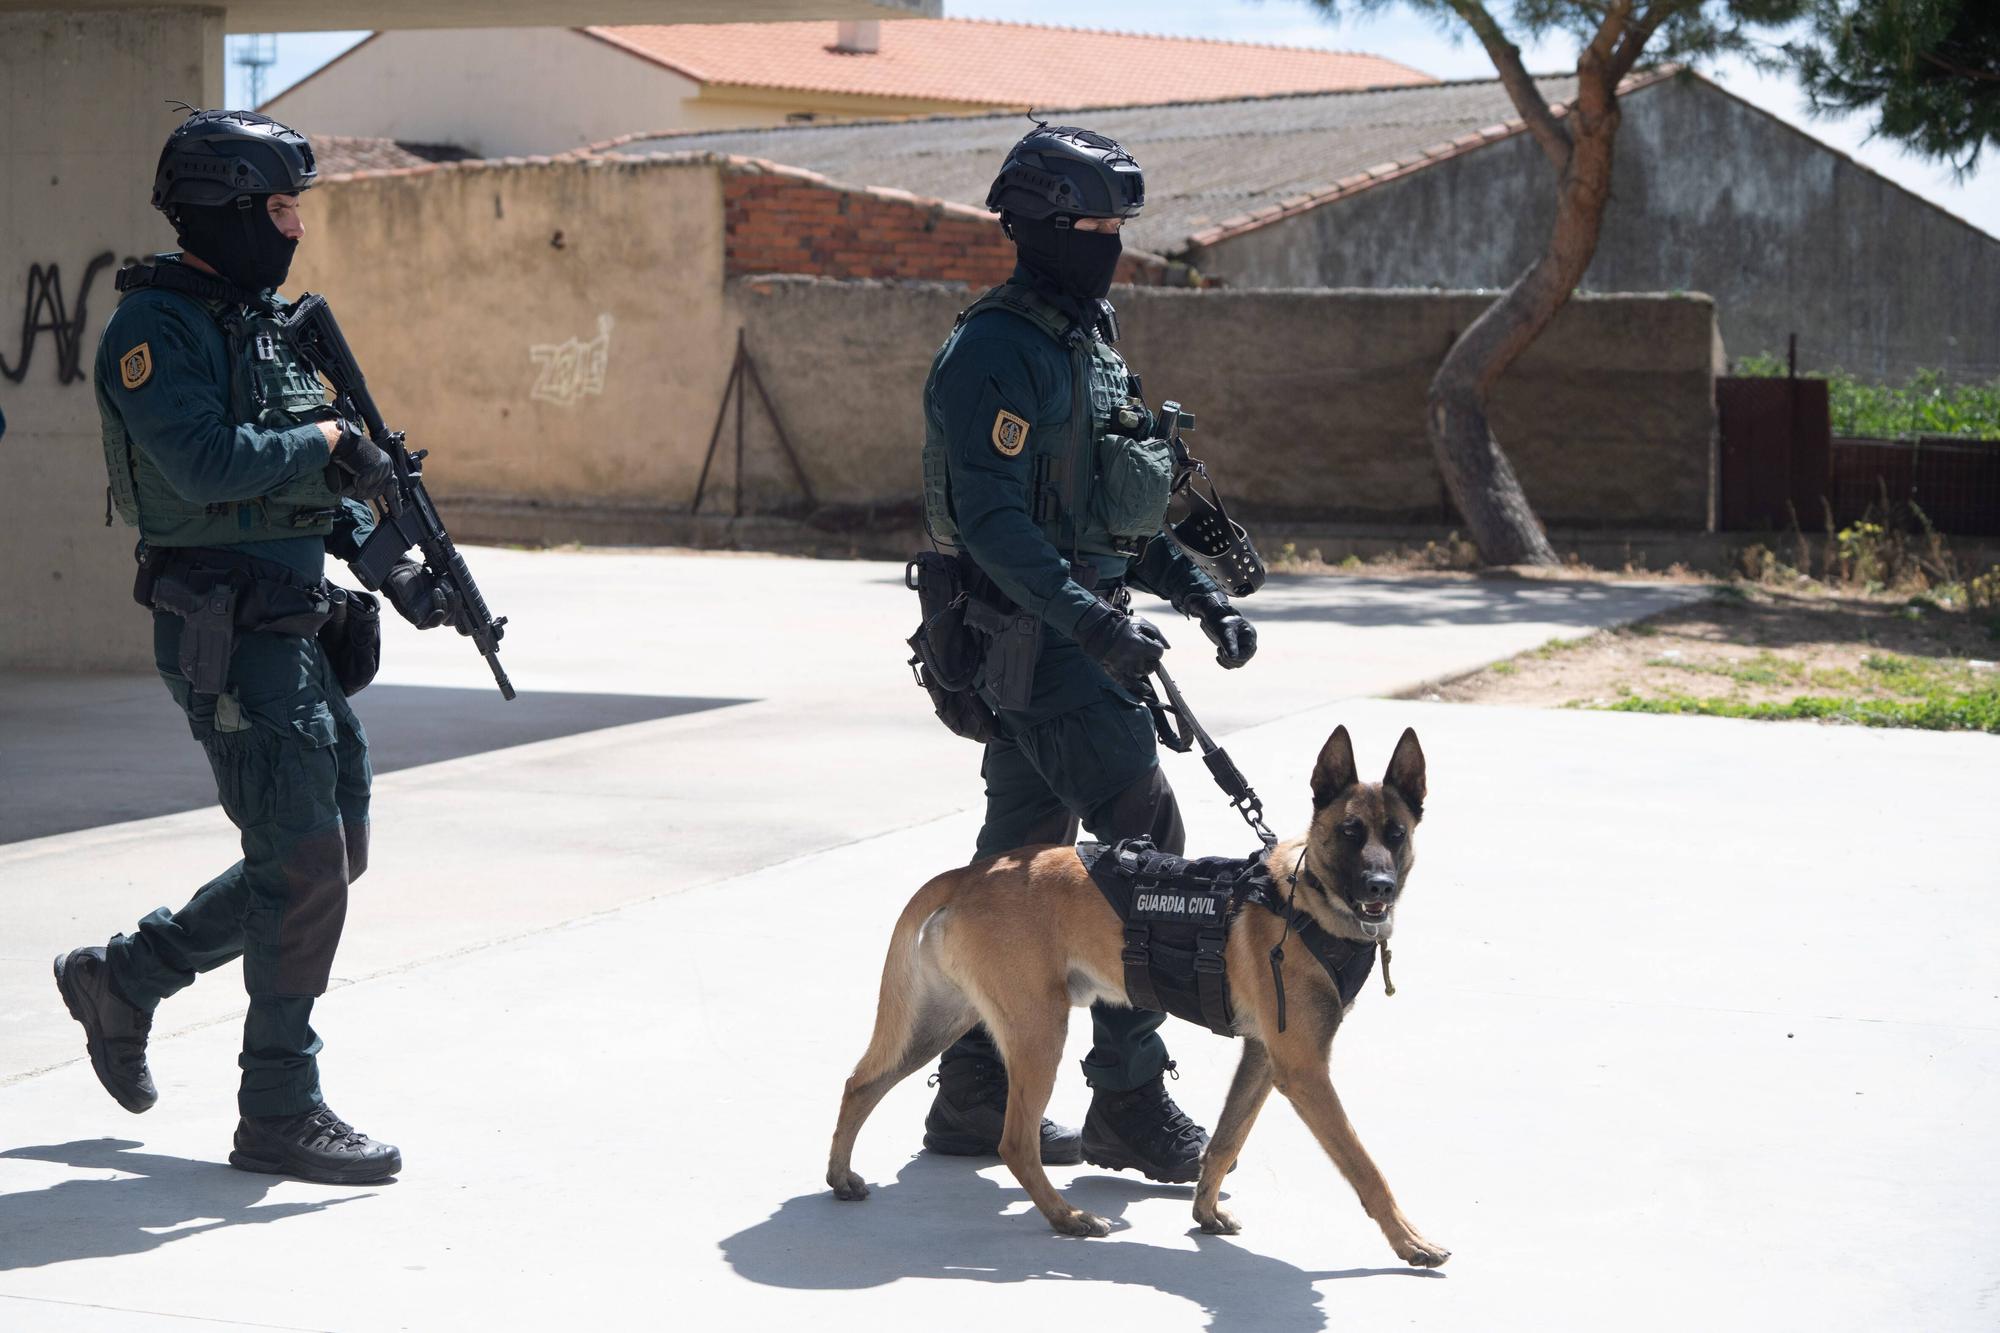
[585,18,1433,107]
[592,75,1587,256]
[313,136,474,175]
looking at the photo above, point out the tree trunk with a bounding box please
[1428,66,1625,567]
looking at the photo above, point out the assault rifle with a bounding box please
[283,293,516,700]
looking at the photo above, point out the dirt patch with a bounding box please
[1420,585,2000,732]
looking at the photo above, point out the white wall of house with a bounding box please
[264,28,705,157]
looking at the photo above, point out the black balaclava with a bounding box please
[1010,215,1122,303]
[173,196,298,293]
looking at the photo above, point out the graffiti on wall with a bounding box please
[1,252,118,386]
[528,314,613,407]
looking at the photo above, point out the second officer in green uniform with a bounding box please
[920,125,1259,1182]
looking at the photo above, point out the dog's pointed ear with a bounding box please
[1384,727,1426,821]
[1311,726,1359,808]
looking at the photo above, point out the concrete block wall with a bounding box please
[725,278,1721,532]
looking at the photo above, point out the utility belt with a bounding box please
[905,553,1115,743]
[133,544,380,699]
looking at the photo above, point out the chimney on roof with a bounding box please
[833,20,880,54]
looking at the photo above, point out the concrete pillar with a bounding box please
[0,9,223,670]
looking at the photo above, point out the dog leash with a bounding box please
[1140,664,1397,1014]
[1141,663,1278,851]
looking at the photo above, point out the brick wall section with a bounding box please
[723,161,1169,286]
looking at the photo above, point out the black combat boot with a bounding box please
[1081,1063,1210,1184]
[230,1104,402,1184]
[923,1055,1083,1165]
[53,947,158,1114]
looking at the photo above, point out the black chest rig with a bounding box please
[1077,839,1378,1037]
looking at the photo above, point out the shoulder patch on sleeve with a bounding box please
[991,409,1029,457]
[119,343,153,391]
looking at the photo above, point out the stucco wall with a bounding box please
[290,157,733,511]
[264,28,989,158]
[1199,76,2000,384]
[265,29,703,159]
[283,147,1716,535]
[0,9,222,671]
[721,278,1718,531]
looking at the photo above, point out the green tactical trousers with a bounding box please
[948,666,1188,1093]
[105,612,369,1117]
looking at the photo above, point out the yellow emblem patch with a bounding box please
[119,342,153,391]
[991,410,1029,458]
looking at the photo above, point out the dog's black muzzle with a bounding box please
[1351,873,1399,923]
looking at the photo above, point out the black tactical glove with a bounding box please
[383,560,450,630]
[1183,591,1257,669]
[1073,597,1169,689]
[330,421,393,499]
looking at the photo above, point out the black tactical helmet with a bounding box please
[985,124,1144,222]
[151,109,317,213]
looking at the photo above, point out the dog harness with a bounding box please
[1077,838,1378,1037]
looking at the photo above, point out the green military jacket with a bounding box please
[922,267,1220,644]
[95,255,359,580]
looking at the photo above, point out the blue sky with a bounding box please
[227,0,1996,238]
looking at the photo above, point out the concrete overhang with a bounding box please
[2,0,939,25]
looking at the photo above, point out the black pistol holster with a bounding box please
[906,551,1046,741]
[961,573,1040,715]
[906,551,998,743]
[135,545,336,696]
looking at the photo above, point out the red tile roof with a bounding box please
[584,18,1434,109]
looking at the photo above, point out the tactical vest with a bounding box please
[923,282,1176,559]
[102,262,341,547]
[1077,839,1378,1037]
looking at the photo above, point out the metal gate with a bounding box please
[1716,375,1831,530]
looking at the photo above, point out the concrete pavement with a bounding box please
[3,550,1994,1331]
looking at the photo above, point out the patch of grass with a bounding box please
[1600,648,2000,732]
[1621,622,1660,637]
[1711,584,1751,604]
[1531,635,1592,659]
[1490,661,1518,676]
[1646,651,1806,687]
[1605,690,2000,732]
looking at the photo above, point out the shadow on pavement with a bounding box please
[2,685,750,845]
[720,1154,1434,1333]
[0,1139,369,1270]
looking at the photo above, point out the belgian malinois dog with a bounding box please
[825,725,1448,1267]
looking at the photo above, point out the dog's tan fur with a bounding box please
[825,725,1448,1266]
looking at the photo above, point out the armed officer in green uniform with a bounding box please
[919,126,1259,1183]
[54,109,450,1184]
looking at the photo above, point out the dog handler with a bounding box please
[918,125,1260,1182]
[54,109,449,1183]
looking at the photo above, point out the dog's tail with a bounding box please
[851,873,963,1080]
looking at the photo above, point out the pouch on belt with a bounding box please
[317,585,382,697]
